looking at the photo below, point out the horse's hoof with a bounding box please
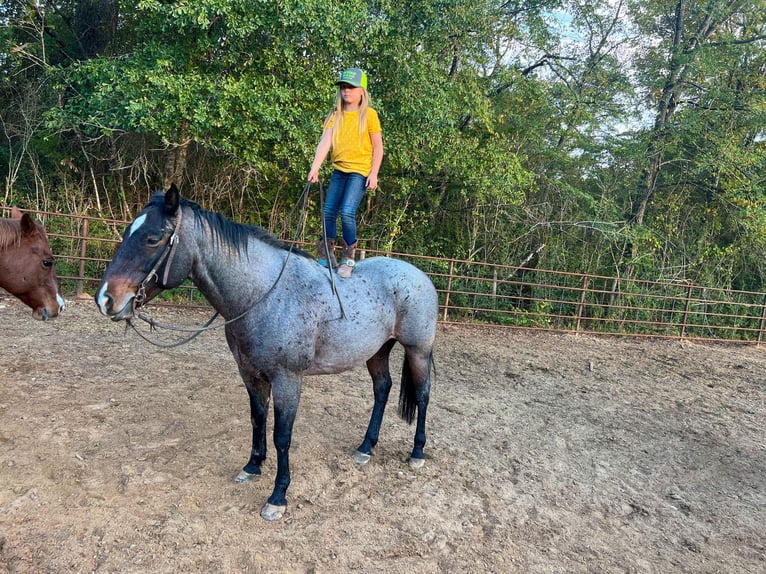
[261,503,286,521]
[352,450,371,465]
[408,457,425,470]
[234,470,259,484]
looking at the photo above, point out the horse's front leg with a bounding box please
[261,373,302,521]
[353,340,396,464]
[235,374,271,483]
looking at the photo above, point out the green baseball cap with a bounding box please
[335,68,368,90]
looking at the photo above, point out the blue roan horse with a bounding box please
[95,185,437,520]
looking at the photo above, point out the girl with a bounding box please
[308,67,384,278]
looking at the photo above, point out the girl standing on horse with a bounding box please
[308,67,384,278]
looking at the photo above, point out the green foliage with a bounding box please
[3,0,766,302]
[623,0,766,288]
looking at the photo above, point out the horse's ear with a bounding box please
[164,183,180,215]
[19,213,38,237]
[11,206,22,220]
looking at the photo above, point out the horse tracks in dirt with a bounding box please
[0,296,764,573]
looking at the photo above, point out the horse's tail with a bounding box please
[398,350,434,425]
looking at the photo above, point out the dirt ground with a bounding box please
[0,296,764,574]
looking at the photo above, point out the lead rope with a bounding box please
[127,310,221,349]
[131,235,296,344]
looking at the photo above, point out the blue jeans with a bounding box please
[323,169,366,246]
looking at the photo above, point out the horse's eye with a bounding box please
[147,236,163,247]
[42,259,54,269]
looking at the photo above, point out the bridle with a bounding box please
[127,201,293,348]
[133,206,183,313]
[126,182,346,349]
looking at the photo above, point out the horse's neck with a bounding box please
[0,229,18,286]
[0,220,20,251]
[190,233,286,315]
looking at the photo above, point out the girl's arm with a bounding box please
[366,131,384,190]
[308,128,333,183]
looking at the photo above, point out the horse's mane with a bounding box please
[0,219,21,251]
[152,194,313,260]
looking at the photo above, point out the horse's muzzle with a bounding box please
[32,294,65,321]
[96,282,136,321]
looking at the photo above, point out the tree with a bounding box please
[6,0,766,296]
[627,0,766,286]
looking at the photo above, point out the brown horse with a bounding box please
[0,207,65,320]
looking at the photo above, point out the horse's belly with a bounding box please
[308,339,389,375]
[306,319,394,375]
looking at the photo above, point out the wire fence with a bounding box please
[8,207,766,344]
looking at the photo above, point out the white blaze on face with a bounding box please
[96,213,148,316]
[128,214,147,237]
[96,282,110,315]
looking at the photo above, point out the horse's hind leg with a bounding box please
[400,347,433,470]
[353,339,397,464]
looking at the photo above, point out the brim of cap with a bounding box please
[335,81,364,88]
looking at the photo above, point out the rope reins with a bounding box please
[128,181,346,348]
[315,181,347,319]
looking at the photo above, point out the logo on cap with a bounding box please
[336,68,368,90]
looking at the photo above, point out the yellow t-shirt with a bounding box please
[325,108,381,177]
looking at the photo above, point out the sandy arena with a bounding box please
[0,296,764,573]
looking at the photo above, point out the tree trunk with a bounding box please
[163,122,191,190]
[630,0,685,227]
[630,0,736,227]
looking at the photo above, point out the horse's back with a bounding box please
[295,256,435,374]
[347,256,438,343]
[365,256,435,303]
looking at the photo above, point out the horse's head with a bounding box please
[0,211,65,320]
[96,184,190,321]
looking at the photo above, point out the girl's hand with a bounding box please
[366,175,378,190]
[308,170,319,183]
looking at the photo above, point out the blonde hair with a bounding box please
[324,88,370,147]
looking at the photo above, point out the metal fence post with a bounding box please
[680,282,693,339]
[443,259,455,322]
[758,293,766,345]
[575,274,589,334]
[76,216,89,298]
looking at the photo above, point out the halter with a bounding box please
[134,206,183,312]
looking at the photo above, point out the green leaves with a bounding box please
[4,0,766,293]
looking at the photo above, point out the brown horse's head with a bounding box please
[0,210,65,320]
